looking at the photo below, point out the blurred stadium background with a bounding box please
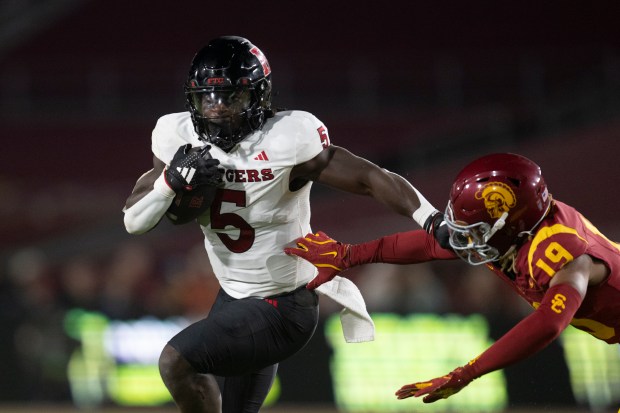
[2,1,620,412]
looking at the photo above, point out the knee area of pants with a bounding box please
[158,345,181,377]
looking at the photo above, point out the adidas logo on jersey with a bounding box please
[254,150,269,161]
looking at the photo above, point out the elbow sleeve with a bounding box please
[124,174,176,234]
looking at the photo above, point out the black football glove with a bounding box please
[164,144,223,193]
[424,211,451,250]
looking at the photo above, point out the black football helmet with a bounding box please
[445,153,552,265]
[185,36,273,152]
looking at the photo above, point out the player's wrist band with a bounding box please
[154,173,177,199]
[412,204,438,229]
[410,185,438,228]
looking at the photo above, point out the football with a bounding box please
[165,184,217,225]
[164,145,220,225]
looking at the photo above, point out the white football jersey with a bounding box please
[151,110,329,298]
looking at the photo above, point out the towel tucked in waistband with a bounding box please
[315,276,375,343]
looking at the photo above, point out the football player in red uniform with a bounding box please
[285,152,620,403]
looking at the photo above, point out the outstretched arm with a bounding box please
[291,145,439,229]
[396,254,590,403]
[285,230,456,289]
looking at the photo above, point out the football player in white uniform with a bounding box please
[123,36,443,413]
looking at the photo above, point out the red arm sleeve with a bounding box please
[347,230,457,267]
[463,283,583,380]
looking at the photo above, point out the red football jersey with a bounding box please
[486,200,620,344]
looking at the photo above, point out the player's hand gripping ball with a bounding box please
[165,144,223,225]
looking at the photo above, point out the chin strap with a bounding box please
[484,212,508,243]
[517,200,554,239]
[498,244,518,272]
[204,110,263,153]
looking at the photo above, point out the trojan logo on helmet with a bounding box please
[445,153,552,265]
[475,182,517,220]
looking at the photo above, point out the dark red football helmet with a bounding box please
[445,153,552,264]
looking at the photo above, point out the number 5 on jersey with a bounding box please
[317,125,330,148]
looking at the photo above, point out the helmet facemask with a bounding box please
[186,85,264,152]
[445,153,553,266]
[445,202,507,265]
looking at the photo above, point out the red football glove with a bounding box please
[395,366,475,403]
[284,231,351,290]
